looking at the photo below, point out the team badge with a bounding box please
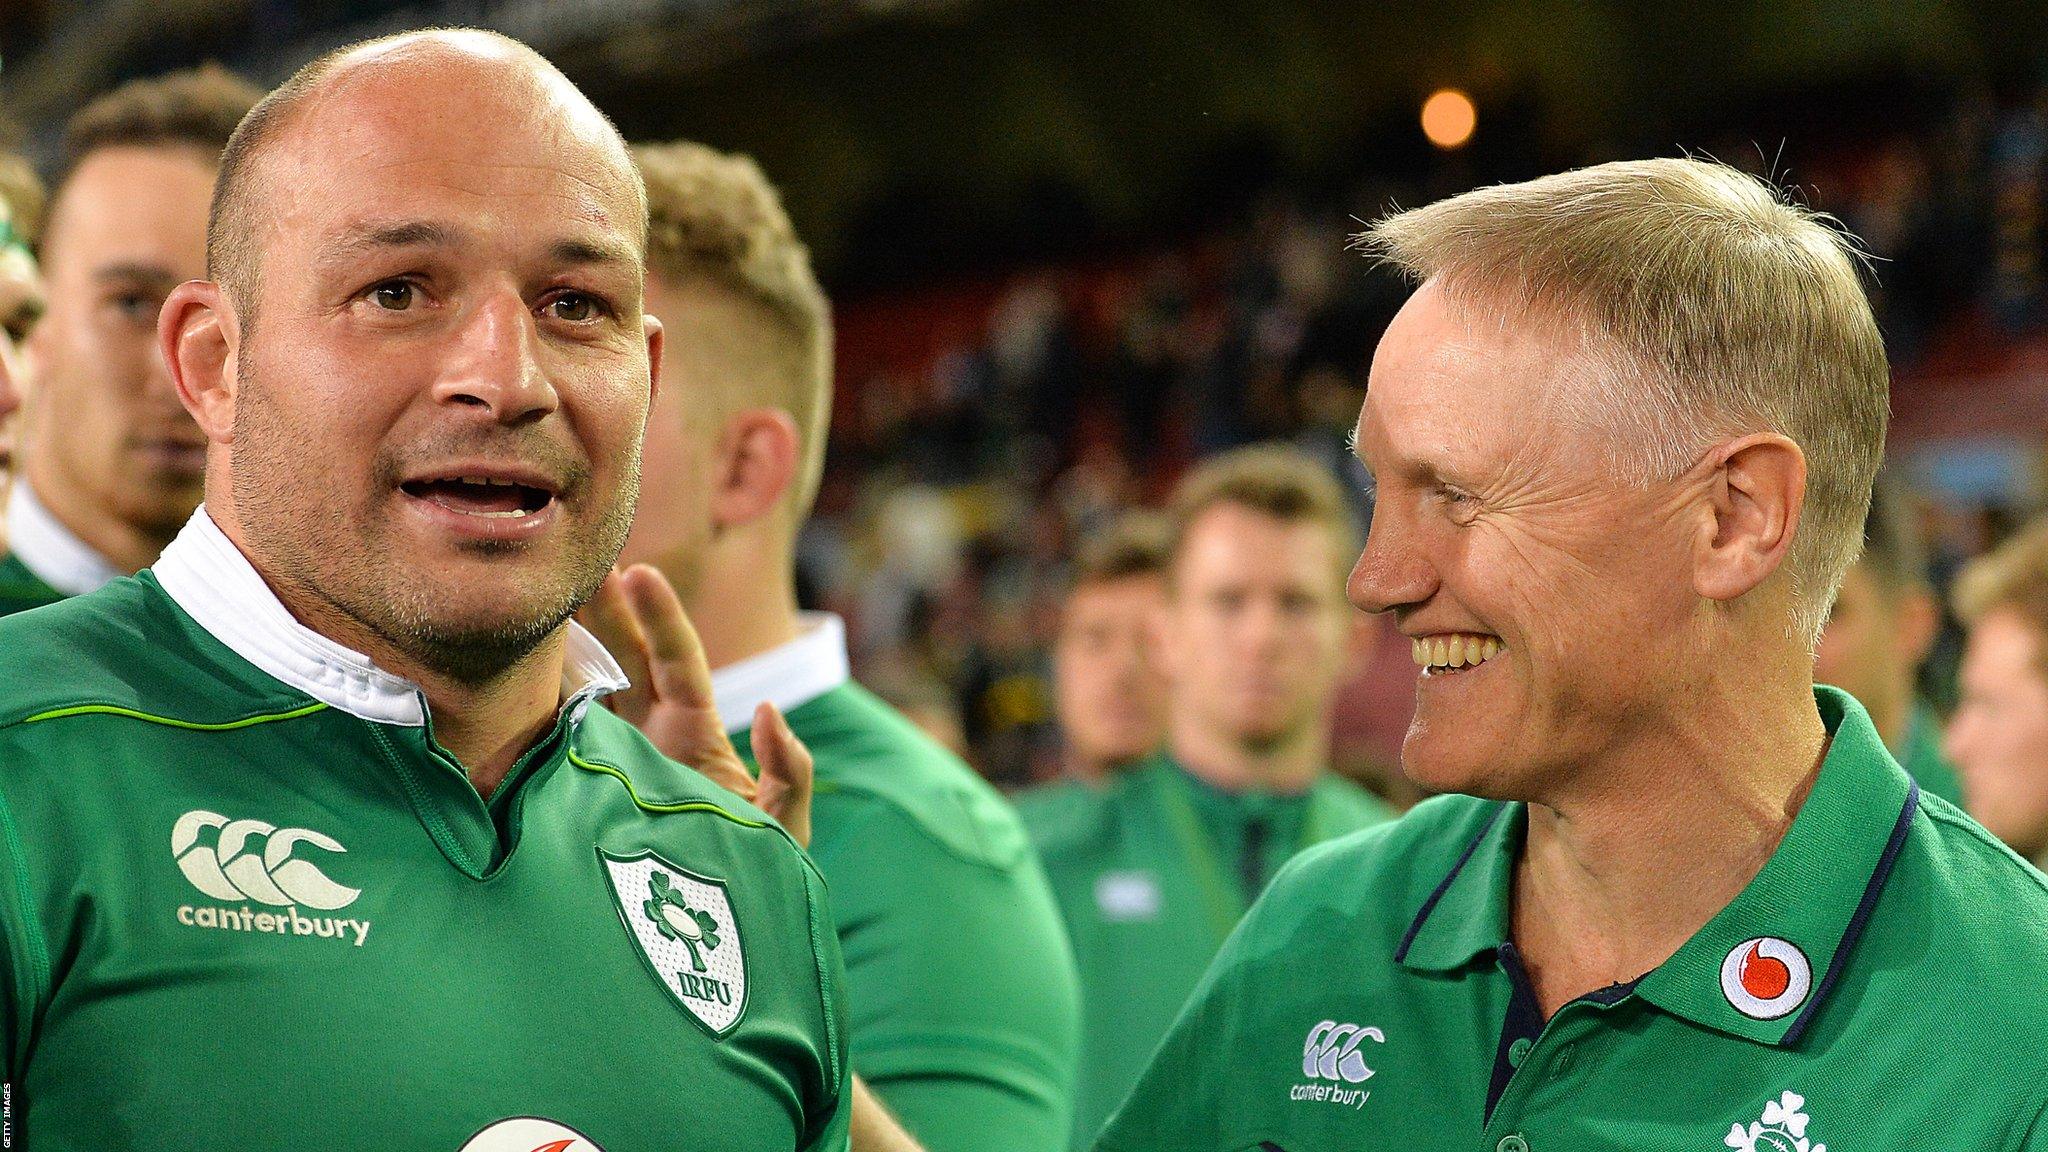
[1719,937,1811,1020]
[1723,1090,1826,1152]
[599,849,749,1036]
[458,1116,606,1151]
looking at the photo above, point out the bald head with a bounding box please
[207,28,644,324]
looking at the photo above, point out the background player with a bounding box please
[600,139,1079,1152]
[2,66,261,614]
[1946,514,2048,866]
[1021,443,1392,1149]
[0,155,41,515]
[1813,474,1960,801]
[1050,511,1171,784]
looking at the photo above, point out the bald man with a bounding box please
[0,30,849,1151]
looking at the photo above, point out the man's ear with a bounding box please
[1693,432,1807,604]
[643,312,664,406]
[708,407,800,531]
[159,280,238,444]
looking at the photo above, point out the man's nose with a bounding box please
[434,291,560,424]
[1348,511,1437,615]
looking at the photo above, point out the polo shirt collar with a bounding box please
[710,612,851,735]
[152,506,629,727]
[6,480,123,598]
[1637,687,1918,1046]
[1393,686,1918,1048]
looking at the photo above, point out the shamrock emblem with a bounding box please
[1724,1091,1826,1152]
[643,871,721,972]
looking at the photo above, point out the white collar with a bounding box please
[152,506,629,727]
[710,612,852,735]
[6,481,124,598]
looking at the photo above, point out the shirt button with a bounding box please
[1507,1037,1534,1067]
[1499,1135,1530,1152]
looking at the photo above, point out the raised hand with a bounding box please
[578,564,815,847]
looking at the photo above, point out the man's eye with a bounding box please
[546,292,602,322]
[370,282,417,311]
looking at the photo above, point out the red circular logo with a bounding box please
[1738,942,1792,1000]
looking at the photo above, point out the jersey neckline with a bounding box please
[151,505,628,727]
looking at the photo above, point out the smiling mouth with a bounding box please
[399,475,556,518]
[1413,632,1505,677]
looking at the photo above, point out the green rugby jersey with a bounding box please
[0,551,59,617]
[1018,754,1392,1150]
[0,511,850,1152]
[0,481,115,618]
[1098,687,2048,1152]
[720,620,1080,1152]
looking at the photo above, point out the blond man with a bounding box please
[1945,515,2048,866]
[606,141,1079,1152]
[1097,159,2048,1151]
[1022,444,1393,1149]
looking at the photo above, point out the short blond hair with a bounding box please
[1953,516,2048,674]
[634,141,832,518]
[1360,157,1889,645]
[1165,444,1359,589]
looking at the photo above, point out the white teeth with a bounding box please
[453,476,520,488]
[1411,632,1505,672]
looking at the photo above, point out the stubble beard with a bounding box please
[229,363,640,688]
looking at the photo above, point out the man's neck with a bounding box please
[22,456,178,575]
[1166,715,1325,794]
[1509,673,1828,1017]
[253,559,569,798]
[675,540,801,672]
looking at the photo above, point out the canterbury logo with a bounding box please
[1302,1020,1383,1083]
[171,810,362,910]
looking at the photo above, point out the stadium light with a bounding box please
[1421,88,1477,151]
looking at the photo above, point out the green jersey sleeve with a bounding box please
[823,792,1079,1152]
[800,851,855,1152]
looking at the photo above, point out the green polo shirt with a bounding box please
[1020,754,1393,1149]
[734,679,1080,1152]
[0,551,61,617]
[1897,700,1962,806]
[1097,687,2048,1152]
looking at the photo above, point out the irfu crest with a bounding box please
[643,871,721,971]
[600,849,749,1036]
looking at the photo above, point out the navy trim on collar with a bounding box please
[1782,777,1920,1045]
[1394,802,1507,965]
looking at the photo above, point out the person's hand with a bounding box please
[579,564,814,846]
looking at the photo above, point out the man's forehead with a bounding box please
[1356,280,1581,471]
[268,40,641,236]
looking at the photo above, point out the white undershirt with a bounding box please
[709,613,853,735]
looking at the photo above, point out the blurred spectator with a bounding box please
[1946,515,2048,865]
[1814,474,1962,803]
[0,155,44,514]
[1051,511,1171,783]
[1018,443,1394,1150]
